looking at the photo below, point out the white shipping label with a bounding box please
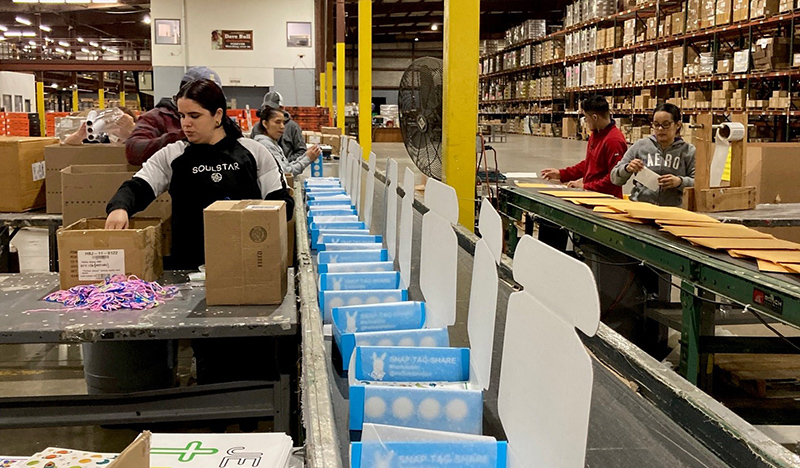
[77,250,125,281]
[31,161,45,182]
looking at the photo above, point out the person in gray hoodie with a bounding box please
[610,103,696,207]
[254,106,321,176]
[250,91,309,162]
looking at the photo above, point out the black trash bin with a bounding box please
[82,340,178,394]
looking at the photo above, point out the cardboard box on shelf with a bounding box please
[45,144,129,213]
[635,53,646,82]
[644,51,657,81]
[733,50,750,73]
[716,0,733,25]
[780,0,793,12]
[672,47,685,78]
[57,217,163,290]
[562,117,579,138]
[320,126,343,136]
[733,0,750,20]
[673,11,686,35]
[700,0,716,28]
[750,0,781,18]
[746,143,800,204]
[0,136,59,212]
[204,200,288,306]
[717,59,733,74]
[646,17,658,41]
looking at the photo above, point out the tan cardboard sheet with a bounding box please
[685,237,800,251]
[730,250,800,264]
[541,190,615,198]
[757,260,796,273]
[661,225,774,239]
[602,214,651,225]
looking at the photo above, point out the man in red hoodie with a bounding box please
[540,95,626,198]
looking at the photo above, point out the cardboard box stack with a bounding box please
[45,144,129,213]
[634,89,654,110]
[733,50,750,73]
[0,136,59,212]
[204,200,288,306]
[717,58,733,74]
[320,126,342,155]
[646,17,658,41]
[780,0,794,12]
[635,54,645,82]
[672,47,685,79]
[716,0,733,25]
[657,49,674,80]
[644,50,657,81]
[752,37,791,71]
[57,218,163,290]
[750,0,781,18]
[730,87,748,108]
[700,0,716,28]
[687,0,701,31]
[711,82,737,108]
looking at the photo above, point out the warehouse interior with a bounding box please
[1,0,800,467]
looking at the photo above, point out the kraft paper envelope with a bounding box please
[593,206,619,214]
[686,237,800,251]
[540,190,615,198]
[655,219,721,226]
[516,182,564,188]
[782,264,800,274]
[756,260,795,273]
[565,198,634,207]
[661,225,774,239]
[730,250,800,264]
[602,214,650,224]
[624,208,720,223]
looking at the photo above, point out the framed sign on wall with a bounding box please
[287,22,312,47]
[212,30,254,50]
[155,19,181,45]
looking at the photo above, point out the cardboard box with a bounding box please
[716,0,733,25]
[321,126,343,136]
[57,218,163,290]
[746,143,800,204]
[61,164,172,255]
[204,200,288,305]
[0,136,58,212]
[45,144,128,213]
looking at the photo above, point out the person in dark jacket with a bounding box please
[107,78,293,270]
[125,66,223,165]
[250,91,308,162]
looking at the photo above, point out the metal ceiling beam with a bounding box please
[0,60,151,72]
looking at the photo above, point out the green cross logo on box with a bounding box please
[151,442,218,462]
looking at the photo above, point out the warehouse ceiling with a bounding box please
[0,1,150,41]
[344,0,571,43]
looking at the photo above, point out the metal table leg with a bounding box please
[48,224,59,272]
[0,226,9,273]
[679,281,716,390]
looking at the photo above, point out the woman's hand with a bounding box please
[658,174,681,189]
[105,209,129,230]
[626,159,645,174]
[540,168,560,181]
[306,144,322,162]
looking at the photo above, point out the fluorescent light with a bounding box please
[92,0,118,3]
[143,15,151,25]
[0,26,7,32]
[23,31,36,37]
[51,83,59,89]
[66,50,71,55]
[40,25,52,32]
[77,37,84,43]
[58,41,69,47]
[12,0,39,3]
[89,41,99,47]
[80,47,91,53]
[66,0,91,3]
[41,0,67,3]
[414,37,419,42]
[431,24,438,31]
[107,47,117,53]
[15,17,32,26]
[4,31,22,37]
[28,40,36,46]
[100,45,107,50]
[55,47,65,53]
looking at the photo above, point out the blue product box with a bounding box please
[319,271,401,291]
[331,302,426,333]
[350,441,507,468]
[319,289,408,324]
[350,385,483,434]
[317,234,382,245]
[318,243,384,251]
[353,346,470,383]
[317,249,388,264]
[310,222,367,235]
[318,261,395,274]
[307,198,354,208]
[308,209,358,218]
[308,204,355,211]
[312,229,372,249]
[334,327,449,371]
[307,191,347,200]
[310,157,324,177]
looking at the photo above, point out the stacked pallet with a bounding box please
[4,113,30,137]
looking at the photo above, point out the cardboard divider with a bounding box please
[364,152,377,228]
[399,167,415,289]
[385,159,400,261]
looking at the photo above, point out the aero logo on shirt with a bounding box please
[646,153,681,170]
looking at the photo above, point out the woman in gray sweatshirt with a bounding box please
[611,103,695,207]
[253,107,321,176]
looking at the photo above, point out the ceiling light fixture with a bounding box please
[12,0,39,3]
[431,24,438,31]
[80,47,91,53]
[0,26,7,32]
[51,83,59,89]
[55,47,66,53]
[58,41,69,47]
[92,0,119,3]
[22,31,36,37]
[15,17,32,26]
[41,0,67,4]
[143,15,151,25]
[77,37,84,42]
[40,25,52,32]
[4,31,22,37]
[66,0,92,3]
[28,40,36,46]
[89,41,99,47]
[414,37,419,41]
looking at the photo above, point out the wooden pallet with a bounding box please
[715,354,800,399]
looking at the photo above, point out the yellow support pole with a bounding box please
[320,72,327,107]
[36,82,45,137]
[120,91,126,108]
[72,89,79,112]
[98,89,105,109]
[327,61,334,123]
[358,0,372,158]
[337,43,346,131]
[443,0,479,231]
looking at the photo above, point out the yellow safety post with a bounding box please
[442,0,479,231]
[98,89,105,109]
[320,72,327,107]
[358,0,372,158]
[336,0,346,132]
[120,91,126,108]
[72,88,79,112]
[327,61,334,123]
[36,82,45,137]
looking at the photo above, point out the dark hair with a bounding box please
[653,103,681,123]
[580,95,610,115]
[259,106,283,123]
[176,79,241,139]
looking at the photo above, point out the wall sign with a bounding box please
[287,22,312,47]
[212,30,254,50]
